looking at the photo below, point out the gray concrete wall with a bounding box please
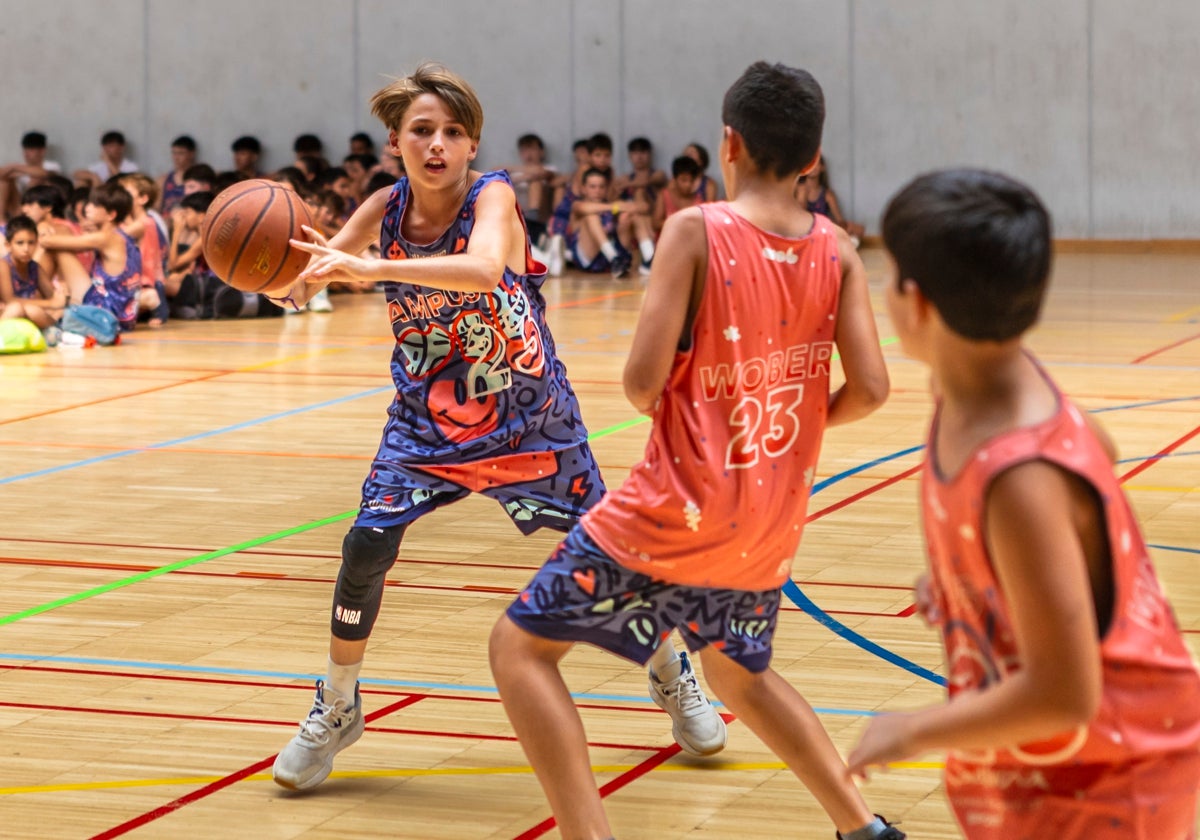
[0,0,1194,237]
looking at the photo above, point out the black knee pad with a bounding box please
[331,524,406,640]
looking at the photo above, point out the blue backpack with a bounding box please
[61,303,121,346]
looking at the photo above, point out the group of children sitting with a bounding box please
[0,127,863,341]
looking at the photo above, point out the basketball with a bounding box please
[201,179,314,294]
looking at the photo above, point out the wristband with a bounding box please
[612,202,621,215]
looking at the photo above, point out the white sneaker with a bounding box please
[546,234,565,277]
[272,681,364,790]
[307,288,334,313]
[648,652,727,756]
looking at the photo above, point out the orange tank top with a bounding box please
[582,205,842,590]
[923,374,1200,837]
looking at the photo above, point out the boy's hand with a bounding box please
[913,573,941,626]
[847,713,918,779]
[290,225,371,282]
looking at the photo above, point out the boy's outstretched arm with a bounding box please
[847,461,1104,776]
[623,208,706,413]
[288,181,516,295]
[826,228,889,426]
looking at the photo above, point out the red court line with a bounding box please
[807,464,923,523]
[1118,422,1200,483]
[10,665,695,717]
[548,289,642,309]
[0,370,231,427]
[1130,330,1200,364]
[88,695,421,840]
[0,556,914,616]
[511,742,685,840]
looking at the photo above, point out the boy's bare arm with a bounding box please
[39,229,108,252]
[826,228,889,426]
[289,182,515,295]
[623,208,705,413]
[849,462,1104,776]
[0,261,14,303]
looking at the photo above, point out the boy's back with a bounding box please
[583,203,844,589]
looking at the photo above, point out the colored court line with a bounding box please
[1165,304,1200,324]
[1131,330,1200,364]
[513,744,683,840]
[0,653,880,716]
[87,695,422,840]
[0,386,393,485]
[1148,544,1200,555]
[1,760,945,798]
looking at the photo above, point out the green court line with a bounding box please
[1,337,897,627]
[0,510,356,627]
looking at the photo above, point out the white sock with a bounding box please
[599,239,619,261]
[326,657,362,701]
[648,644,682,682]
[639,238,655,263]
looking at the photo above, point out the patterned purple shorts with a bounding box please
[507,525,781,672]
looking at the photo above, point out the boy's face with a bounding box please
[883,253,927,362]
[518,143,544,165]
[582,174,608,202]
[350,138,372,156]
[102,141,125,162]
[183,178,210,195]
[182,207,204,230]
[20,202,48,223]
[330,176,352,198]
[6,228,37,262]
[628,149,651,170]
[673,173,697,195]
[344,160,365,182]
[390,93,478,185]
[171,146,195,169]
[589,148,612,171]
[22,147,46,167]
[123,184,148,208]
[84,201,116,226]
[233,150,258,172]
[572,146,589,166]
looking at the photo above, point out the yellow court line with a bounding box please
[0,760,944,796]
[1165,304,1200,324]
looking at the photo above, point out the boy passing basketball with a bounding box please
[489,62,902,840]
[269,63,724,791]
[847,169,1200,838]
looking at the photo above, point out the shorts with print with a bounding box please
[507,525,781,672]
[354,442,606,535]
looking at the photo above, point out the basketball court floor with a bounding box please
[1,248,1197,838]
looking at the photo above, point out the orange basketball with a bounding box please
[201,179,314,294]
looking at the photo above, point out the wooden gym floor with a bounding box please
[1,248,1197,839]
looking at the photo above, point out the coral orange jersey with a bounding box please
[582,203,842,590]
[922,372,1200,839]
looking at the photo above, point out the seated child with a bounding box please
[20,184,92,276]
[506,133,555,243]
[798,155,864,245]
[119,173,169,326]
[38,182,143,331]
[157,135,196,216]
[683,142,719,202]
[0,215,62,329]
[653,155,702,233]
[566,167,648,279]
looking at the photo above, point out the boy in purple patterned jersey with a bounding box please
[268,62,725,792]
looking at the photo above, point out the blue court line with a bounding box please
[0,386,393,486]
[0,652,874,717]
[1148,544,1200,555]
[1117,449,1200,465]
[1091,395,1200,413]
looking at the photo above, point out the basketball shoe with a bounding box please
[836,815,906,839]
[648,652,727,756]
[272,680,364,790]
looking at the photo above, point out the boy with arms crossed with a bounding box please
[848,169,1200,838]
[490,62,901,840]
[269,62,722,791]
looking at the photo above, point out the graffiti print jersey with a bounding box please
[377,170,590,464]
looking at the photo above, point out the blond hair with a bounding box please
[119,172,159,206]
[369,62,484,141]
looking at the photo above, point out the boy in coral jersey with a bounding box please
[847,169,1200,839]
[491,62,899,840]
[266,62,722,793]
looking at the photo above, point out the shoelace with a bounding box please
[297,690,352,746]
[661,672,709,716]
